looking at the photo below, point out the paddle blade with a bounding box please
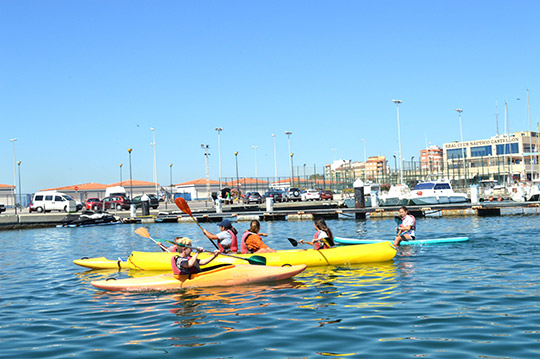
[246,255,267,266]
[135,227,151,239]
[287,238,298,247]
[175,197,192,216]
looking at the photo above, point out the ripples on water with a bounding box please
[1,214,540,358]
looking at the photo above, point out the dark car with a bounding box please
[85,197,103,210]
[243,191,263,204]
[131,194,159,209]
[263,189,284,202]
[319,190,334,200]
[0,203,5,213]
[102,195,131,210]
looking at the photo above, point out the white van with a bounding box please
[105,186,127,198]
[30,191,77,213]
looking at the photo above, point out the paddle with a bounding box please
[172,242,267,266]
[174,197,219,250]
[287,238,298,247]
[135,227,172,252]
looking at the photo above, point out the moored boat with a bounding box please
[409,180,468,205]
[74,241,396,271]
[91,263,307,291]
[335,236,469,245]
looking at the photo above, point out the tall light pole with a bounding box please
[17,161,22,208]
[168,163,173,209]
[272,134,277,185]
[290,153,295,186]
[150,128,158,196]
[119,163,123,184]
[10,138,17,214]
[234,151,240,199]
[285,131,293,186]
[392,100,403,184]
[215,127,223,190]
[201,144,211,202]
[128,148,133,199]
[362,138,366,163]
[456,109,466,185]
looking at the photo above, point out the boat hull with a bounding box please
[91,264,306,291]
[335,236,469,246]
[74,242,396,271]
[126,241,396,270]
[73,256,129,269]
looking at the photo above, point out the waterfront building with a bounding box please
[365,156,387,180]
[420,146,443,172]
[443,131,540,182]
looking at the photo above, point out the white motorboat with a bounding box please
[525,180,540,201]
[379,184,411,206]
[409,181,468,205]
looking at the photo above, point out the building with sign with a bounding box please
[443,131,540,182]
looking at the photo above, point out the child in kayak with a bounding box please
[240,220,276,254]
[157,236,185,252]
[202,219,238,253]
[171,237,219,275]
[299,218,335,250]
[393,206,416,246]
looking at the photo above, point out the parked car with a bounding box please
[0,203,6,213]
[319,190,334,200]
[29,191,77,213]
[131,194,160,209]
[301,189,321,201]
[85,198,103,210]
[262,189,284,202]
[243,191,263,204]
[283,187,302,202]
[101,195,131,210]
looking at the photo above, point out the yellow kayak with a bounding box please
[73,256,130,270]
[91,264,307,291]
[127,241,396,271]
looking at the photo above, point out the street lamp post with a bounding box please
[362,139,366,163]
[215,127,223,190]
[234,152,240,200]
[285,131,293,186]
[150,128,158,196]
[411,156,415,181]
[392,99,403,184]
[17,161,21,208]
[290,153,295,186]
[10,138,17,214]
[128,148,133,199]
[456,109,466,186]
[168,163,173,209]
[393,154,397,182]
[119,163,123,184]
[201,144,211,203]
[272,134,277,185]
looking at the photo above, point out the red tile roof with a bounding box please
[176,178,220,186]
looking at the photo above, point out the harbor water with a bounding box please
[1,214,540,358]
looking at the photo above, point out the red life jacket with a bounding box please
[313,231,331,250]
[240,231,255,254]
[218,229,238,253]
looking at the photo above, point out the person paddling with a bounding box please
[299,218,335,250]
[240,220,276,254]
[171,237,219,275]
[202,219,238,253]
[393,206,416,246]
[157,236,185,252]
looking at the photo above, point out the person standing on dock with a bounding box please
[300,218,334,250]
[393,206,416,247]
[202,219,238,253]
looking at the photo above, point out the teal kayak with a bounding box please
[334,236,469,246]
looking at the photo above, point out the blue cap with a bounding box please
[218,219,231,227]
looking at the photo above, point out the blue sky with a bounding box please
[2,1,539,193]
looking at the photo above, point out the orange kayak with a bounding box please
[91,263,306,291]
